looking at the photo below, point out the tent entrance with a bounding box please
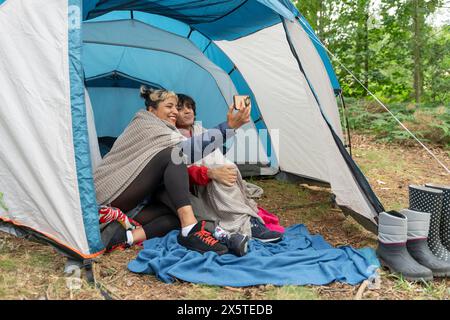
[82,18,275,173]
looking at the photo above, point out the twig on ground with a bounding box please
[319,288,352,293]
[224,286,243,292]
[354,280,369,300]
[45,285,51,300]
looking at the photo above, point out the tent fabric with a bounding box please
[83,44,230,132]
[83,0,297,40]
[85,89,103,171]
[296,15,341,92]
[0,0,98,257]
[87,87,147,138]
[69,0,104,255]
[85,71,163,89]
[283,18,343,139]
[282,18,384,216]
[81,2,339,90]
[82,19,236,107]
[215,23,378,222]
[128,225,380,286]
[87,11,191,37]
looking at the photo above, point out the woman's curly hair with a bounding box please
[140,86,178,110]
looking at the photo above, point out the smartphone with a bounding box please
[233,95,251,110]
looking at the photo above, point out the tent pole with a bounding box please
[339,92,352,157]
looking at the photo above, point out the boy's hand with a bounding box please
[207,165,238,186]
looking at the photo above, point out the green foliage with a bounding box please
[293,0,450,105]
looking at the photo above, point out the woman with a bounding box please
[94,87,250,254]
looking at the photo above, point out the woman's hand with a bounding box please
[227,102,251,129]
[207,165,238,186]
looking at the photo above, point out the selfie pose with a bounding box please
[94,87,250,254]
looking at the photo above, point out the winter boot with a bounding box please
[401,209,450,277]
[376,211,433,281]
[425,184,450,251]
[409,185,450,262]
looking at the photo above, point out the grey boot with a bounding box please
[401,209,450,277]
[376,211,433,281]
[409,185,450,262]
[425,184,450,251]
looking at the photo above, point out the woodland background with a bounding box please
[293,0,449,148]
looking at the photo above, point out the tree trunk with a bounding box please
[296,0,322,37]
[355,0,370,93]
[364,2,369,90]
[317,0,324,38]
[413,0,424,105]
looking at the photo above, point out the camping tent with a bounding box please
[0,0,384,260]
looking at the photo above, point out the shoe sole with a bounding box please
[433,271,450,277]
[253,236,282,243]
[379,258,434,282]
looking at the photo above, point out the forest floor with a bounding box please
[0,133,449,300]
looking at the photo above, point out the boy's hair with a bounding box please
[177,93,196,115]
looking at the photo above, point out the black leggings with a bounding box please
[134,202,181,238]
[111,147,191,238]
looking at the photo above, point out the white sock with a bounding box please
[181,223,197,237]
[126,230,134,246]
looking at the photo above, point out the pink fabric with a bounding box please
[257,207,285,233]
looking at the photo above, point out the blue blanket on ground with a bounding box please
[128,224,379,286]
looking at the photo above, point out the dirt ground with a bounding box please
[0,134,449,300]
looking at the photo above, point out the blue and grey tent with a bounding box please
[0,0,384,260]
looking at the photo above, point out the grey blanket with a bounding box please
[188,124,262,236]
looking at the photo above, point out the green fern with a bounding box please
[343,100,450,147]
